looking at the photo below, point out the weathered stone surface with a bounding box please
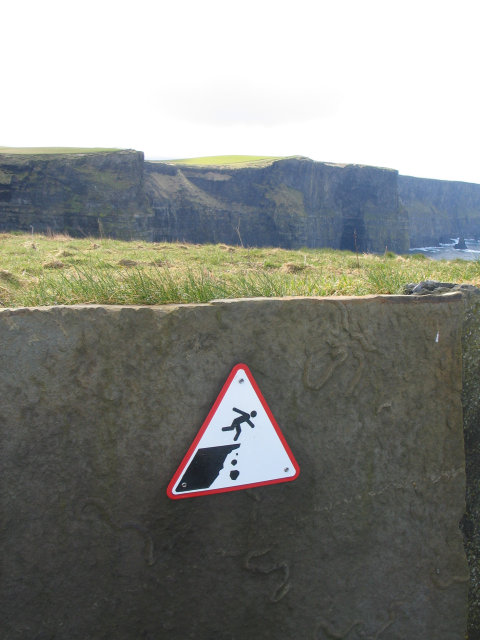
[353,282,480,639]
[403,281,479,296]
[0,297,467,639]
[404,280,458,295]
[458,288,480,639]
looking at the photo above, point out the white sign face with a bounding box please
[167,363,300,499]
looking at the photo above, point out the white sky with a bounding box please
[2,0,480,182]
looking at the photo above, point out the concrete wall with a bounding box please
[0,296,468,639]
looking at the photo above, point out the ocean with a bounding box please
[409,238,480,261]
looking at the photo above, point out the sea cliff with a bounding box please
[1,149,480,251]
[145,157,408,252]
[0,149,152,239]
[399,175,480,247]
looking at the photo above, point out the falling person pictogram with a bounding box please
[222,407,257,441]
[167,363,300,499]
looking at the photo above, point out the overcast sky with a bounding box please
[2,0,479,182]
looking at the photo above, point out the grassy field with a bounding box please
[0,147,121,155]
[0,232,479,308]
[165,155,284,167]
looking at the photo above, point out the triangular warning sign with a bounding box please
[167,363,300,499]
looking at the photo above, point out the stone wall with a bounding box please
[0,296,468,639]
[459,288,480,639]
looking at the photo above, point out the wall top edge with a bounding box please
[0,293,464,316]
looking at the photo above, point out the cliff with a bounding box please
[0,149,152,239]
[2,149,480,252]
[399,175,480,247]
[145,157,409,253]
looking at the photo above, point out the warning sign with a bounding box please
[167,363,300,499]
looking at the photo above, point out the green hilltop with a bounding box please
[164,155,284,167]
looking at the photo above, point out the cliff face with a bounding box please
[399,175,480,247]
[145,158,409,253]
[5,149,480,252]
[0,150,152,239]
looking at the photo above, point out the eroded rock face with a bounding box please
[0,150,152,239]
[0,297,467,639]
[145,158,409,253]
[399,175,480,248]
[3,151,480,251]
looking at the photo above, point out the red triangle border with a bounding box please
[166,363,300,499]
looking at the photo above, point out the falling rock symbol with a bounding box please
[167,363,300,499]
[176,444,240,492]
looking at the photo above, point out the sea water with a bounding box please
[410,238,480,261]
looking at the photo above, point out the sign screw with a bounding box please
[239,378,245,384]
[284,467,289,472]
[181,482,187,488]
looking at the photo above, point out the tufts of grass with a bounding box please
[1,232,480,308]
[0,269,20,285]
[43,260,65,269]
[364,262,410,294]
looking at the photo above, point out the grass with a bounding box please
[0,232,479,308]
[165,155,284,167]
[0,147,122,155]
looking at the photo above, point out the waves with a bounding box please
[410,238,480,261]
